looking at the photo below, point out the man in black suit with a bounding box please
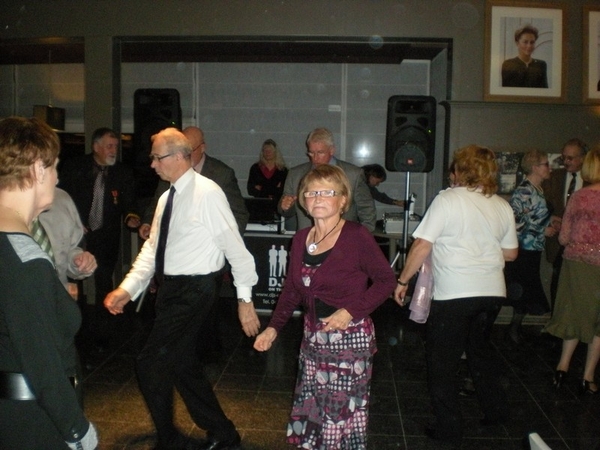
[60,128,140,347]
[542,138,587,308]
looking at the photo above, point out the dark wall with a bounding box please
[1,0,598,154]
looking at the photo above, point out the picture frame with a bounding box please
[484,1,566,103]
[583,6,600,102]
[495,152,523,195]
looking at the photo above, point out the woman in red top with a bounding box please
[247,138,288,202]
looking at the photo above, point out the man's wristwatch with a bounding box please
[238,297,253,304]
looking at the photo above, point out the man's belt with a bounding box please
[0,371,77,400]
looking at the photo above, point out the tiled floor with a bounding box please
[78,296,600,450]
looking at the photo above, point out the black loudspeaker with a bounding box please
[385,95,436,173]
[132,88,182,197]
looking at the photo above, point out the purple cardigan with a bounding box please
[268,220,396,332]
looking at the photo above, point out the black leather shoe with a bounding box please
[553,370,567,389]
[579,379,598,395]
[198,434,241,450]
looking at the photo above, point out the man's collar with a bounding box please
[193,153,207,173]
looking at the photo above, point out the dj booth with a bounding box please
[243,198,294,313]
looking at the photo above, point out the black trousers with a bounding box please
[426,297,508,440]
[85,226,121,341]
[550,248,564,312]
[136,274,237,445]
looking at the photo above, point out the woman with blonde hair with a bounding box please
[504,149,555,344]
[545,146,600,394]
[247,138,288,202]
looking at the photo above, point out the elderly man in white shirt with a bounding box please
[104,128,259,450]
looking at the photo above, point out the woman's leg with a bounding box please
[557,338,579,372]
[583,335,600,388]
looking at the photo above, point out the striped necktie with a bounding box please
[31,218,54,261]
[89,166,106,231]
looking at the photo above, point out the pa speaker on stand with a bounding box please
[385,95,436,173]
[132,88,182,199]
[384,95,436,266]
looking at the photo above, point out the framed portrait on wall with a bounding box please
[484,1,566,103]
[584,6,600,102]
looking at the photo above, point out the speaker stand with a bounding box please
[401,172,413,267]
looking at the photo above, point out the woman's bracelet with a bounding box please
[397,279,408,286]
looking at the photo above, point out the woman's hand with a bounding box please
[254,327,277,351]
[320,308,353,331]
[394,284,409,307]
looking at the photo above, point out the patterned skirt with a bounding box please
[286,316,377,450]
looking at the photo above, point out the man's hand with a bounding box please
[73,251,97,275]
[138,223,151,240]
[104,288,132,315]
[279,195,297,212]
[126,216,141,229]
[238,302,260,337]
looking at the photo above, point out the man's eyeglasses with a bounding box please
[303,190,339,198]
[559,155,582,163]
[149,153,175,162]
[192,142,205,152]
[306,150,329,158]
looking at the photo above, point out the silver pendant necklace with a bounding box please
[308,217,342,253]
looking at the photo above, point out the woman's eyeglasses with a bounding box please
[303,190,338,198]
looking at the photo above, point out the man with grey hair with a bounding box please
[542,138,588,308]
[105,127,259,450]
[60,127,139,350]
[278,127,376,231]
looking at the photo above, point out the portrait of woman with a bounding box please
[502,24,548,88]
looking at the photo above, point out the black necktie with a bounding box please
[567,172,576,202]
[89,166,106,230]
[155,186,175,285]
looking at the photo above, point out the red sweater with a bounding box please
[268,221,396,332]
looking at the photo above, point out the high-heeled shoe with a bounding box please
[553,370,567,389]
[579,379,598,395]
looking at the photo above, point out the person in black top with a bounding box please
[362,164,404,207]
[247,138,288,203]
[59,128,140,349]
[0,116,97,449]
[502,24,548,88]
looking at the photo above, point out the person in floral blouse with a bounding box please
[504,150,556,344]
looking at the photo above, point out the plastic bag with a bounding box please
[409,253,433,323]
